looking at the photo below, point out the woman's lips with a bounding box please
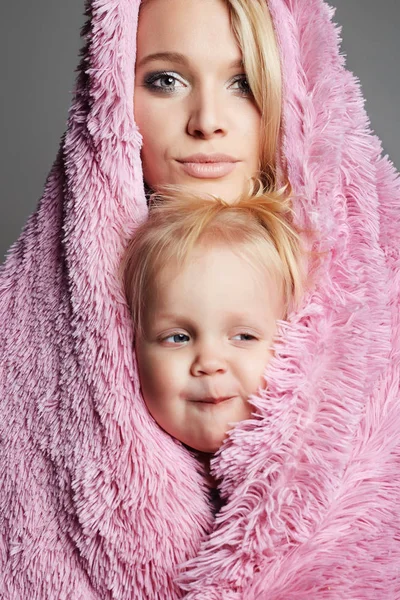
[176,154,239,179]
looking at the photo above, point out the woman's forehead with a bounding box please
[136,0,242,67]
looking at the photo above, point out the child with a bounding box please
[123,190,303,503]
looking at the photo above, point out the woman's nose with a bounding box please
[187,88,227,139]
[190,343,227,376]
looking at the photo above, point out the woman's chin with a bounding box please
[149,176,250,205]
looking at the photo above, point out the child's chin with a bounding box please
[190,434,226,454]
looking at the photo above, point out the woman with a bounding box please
[134,0,281,201]
[0,0,399,598]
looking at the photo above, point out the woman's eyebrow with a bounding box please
[137,51,243,70]
[137,52,189,68]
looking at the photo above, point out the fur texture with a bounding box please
[1,0,399,598]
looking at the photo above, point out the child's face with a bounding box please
[135,245,284,453]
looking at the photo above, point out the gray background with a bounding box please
[1,1,399,261]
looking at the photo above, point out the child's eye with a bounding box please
[231,333,257,342]
[162,333,190,344]
[143,71,186,94]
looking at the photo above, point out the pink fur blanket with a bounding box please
[1,0,400,598]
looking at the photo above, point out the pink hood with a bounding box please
[1,0,400,598]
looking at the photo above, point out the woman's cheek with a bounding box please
[139,119,172,185]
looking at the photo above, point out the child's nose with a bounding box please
[190,343,227,376]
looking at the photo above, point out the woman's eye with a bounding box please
[229,75,252,97]
[163,333,190,344]
[232,333,257,342]
[143,71,185,93]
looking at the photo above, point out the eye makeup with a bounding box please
[143,71,186,94]
[142,70,252,98]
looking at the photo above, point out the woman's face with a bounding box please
[134,0,262,203]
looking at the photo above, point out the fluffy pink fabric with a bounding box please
[1,0,399,598]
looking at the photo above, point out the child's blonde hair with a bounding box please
[123,189,303,336]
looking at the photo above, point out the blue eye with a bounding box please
[143,71,185,93]
[232,333,257,341]
[230,75,252,97]
[163,333,190,344]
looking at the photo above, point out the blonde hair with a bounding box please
[226,0,283,190]
[123,190,303,336]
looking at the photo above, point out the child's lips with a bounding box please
[194,396,235,405]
